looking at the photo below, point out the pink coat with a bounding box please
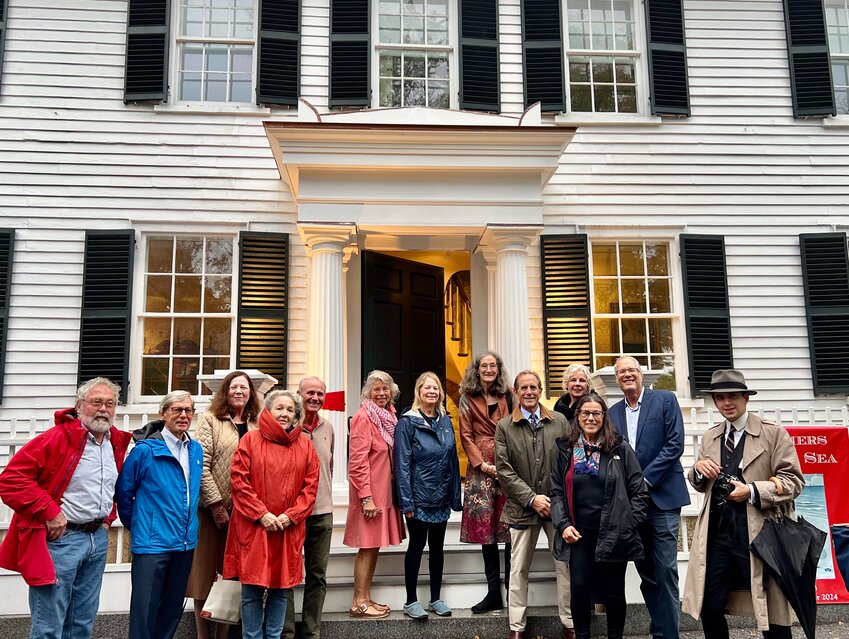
[342,409,405,549]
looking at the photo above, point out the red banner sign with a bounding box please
[786,425,849,604]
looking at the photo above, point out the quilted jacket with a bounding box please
[195,411,256,510]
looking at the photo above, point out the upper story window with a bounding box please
[827,0,849,113]
[564,0,640,113]
[141,236,235,395]
[375,0,453,108]
[176,0,256,103]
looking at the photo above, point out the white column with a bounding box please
[479,226,542,379]
[299,223,356,492]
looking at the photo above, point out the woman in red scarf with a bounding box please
[343,370,405,619]
[223,390,319,639]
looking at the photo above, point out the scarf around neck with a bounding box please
[573,433,601,477]
[361,399,397,447]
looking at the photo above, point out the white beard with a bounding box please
[82,415,111,434]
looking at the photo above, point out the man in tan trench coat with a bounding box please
[682,369,804,639]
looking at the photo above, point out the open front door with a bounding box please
[362,251,446,411]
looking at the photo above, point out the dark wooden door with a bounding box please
[362,251,445,412]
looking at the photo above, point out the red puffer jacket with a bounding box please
[0,408,132,586]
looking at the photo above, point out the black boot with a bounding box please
[471,544,503,613]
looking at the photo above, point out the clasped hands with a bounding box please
[259,511,292,532]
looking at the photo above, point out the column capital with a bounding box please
[299,223,357,255]
[479,225,543,254]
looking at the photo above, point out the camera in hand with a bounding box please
[713,472,739,507]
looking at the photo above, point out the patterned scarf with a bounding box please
[361,399,397,448]
[573,433,601,477]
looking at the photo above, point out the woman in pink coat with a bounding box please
[343,370,405,619]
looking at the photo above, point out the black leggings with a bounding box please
[569,528,627,639]
[404,517,447,604]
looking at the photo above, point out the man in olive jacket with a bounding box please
[494,370,574,639]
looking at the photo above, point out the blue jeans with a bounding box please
[241,585,289,639]
[29,527,108,639]
[636,504,681,639]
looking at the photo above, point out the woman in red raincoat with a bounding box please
[223,390,320,639]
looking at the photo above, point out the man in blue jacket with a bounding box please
[116,390,203,639]
[609,357,689,639]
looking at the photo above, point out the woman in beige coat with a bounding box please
[682,375,804,637]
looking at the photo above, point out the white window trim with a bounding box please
[168,0,260,107]
[129,232,240,404]
[560,0,649,118]
[371,0,460,109]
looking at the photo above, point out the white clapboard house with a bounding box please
[0,0,847,617]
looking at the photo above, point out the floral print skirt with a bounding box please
[459,464,510,544]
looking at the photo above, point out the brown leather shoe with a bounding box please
[562,628,576,639]
[507,632,527,639]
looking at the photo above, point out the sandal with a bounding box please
[369,599,390,612]
[348,602,389,619]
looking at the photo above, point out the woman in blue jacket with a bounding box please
[116,390,203,639]
[395,372,462,619]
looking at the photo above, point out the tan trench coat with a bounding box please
[682,413,805,632]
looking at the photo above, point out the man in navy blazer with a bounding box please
[609,357,689,639]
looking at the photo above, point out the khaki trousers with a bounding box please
[508,521,572,631]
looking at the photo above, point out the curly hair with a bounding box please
[562,393,620,454]
[561,363,592,391]
[459,350,510,396]
[208,371,261,423]
[360,370,401,403]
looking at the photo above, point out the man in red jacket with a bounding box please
[0,377,132,639]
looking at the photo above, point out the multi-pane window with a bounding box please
[377,0,452,108]
[141,236,235,395]
[177,0,255,103]
[826,0,849,114]
[591,241,676,389]
[564,0,639,113]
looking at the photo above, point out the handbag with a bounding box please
[200,575,241,625]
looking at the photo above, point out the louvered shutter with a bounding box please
[645,0,690,115]
[124,0,170,102]
[541,235,592,399]
[522,0,564,111]
[459,0,499,111]
[330,0,369,106]
[0,0,9,87]
[680,235,733,396]
[783,0,835,117]
[237,232,288,385]
[800,233,849,395]
[0,230,15,402]
[78,231,135,403]
[257,0,300,105]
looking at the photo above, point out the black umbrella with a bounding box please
[750,515,827,639]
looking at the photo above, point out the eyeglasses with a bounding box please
[479,363,499,370]
[83,399,117,409]
[168,407,195,416]
[578,410,603,419]
[615,367,641,377]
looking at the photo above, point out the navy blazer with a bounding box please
[609,387,690,510]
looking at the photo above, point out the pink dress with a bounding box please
[343,409,405,549]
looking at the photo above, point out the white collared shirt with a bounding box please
[725,411,749,447]
[624,388,645,445]
[161,427,191,507]
[520,405,542,428]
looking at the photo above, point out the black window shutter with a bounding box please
[257,0,300,106]
[124,0,170,103]
[0,230,15,403]
[78,231,135,403]
[800,233,849,395]
[522,0,564,111]
[459,0,499,112]
[0,0,9,87]
[541,235,592,399]
[783,0,835,117]
[645,0,690,116]
[238,232,289,385]
[330,0,369,107]
[680,235,733,396]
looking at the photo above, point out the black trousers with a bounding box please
[129,550,194,639]
[404,517,447,604]
[701,526,791,639]
[569,528,627,639]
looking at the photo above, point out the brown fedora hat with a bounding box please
[703,369,757,395]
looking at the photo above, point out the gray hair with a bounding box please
[561,363,592,391]
[360,370,400,403]
[76,377,120,403]
[264,389,304,426]
[513,369,543,391]
[614,356,642,372]
[159,390,194,413]
[298,376,326,392]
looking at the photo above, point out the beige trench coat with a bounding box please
[681,413,805,631]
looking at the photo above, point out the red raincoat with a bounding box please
[223,408,320,589]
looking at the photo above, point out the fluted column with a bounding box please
[479,226,542,379]
[300,223,356,491]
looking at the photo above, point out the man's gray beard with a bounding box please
[82,416,111,434]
